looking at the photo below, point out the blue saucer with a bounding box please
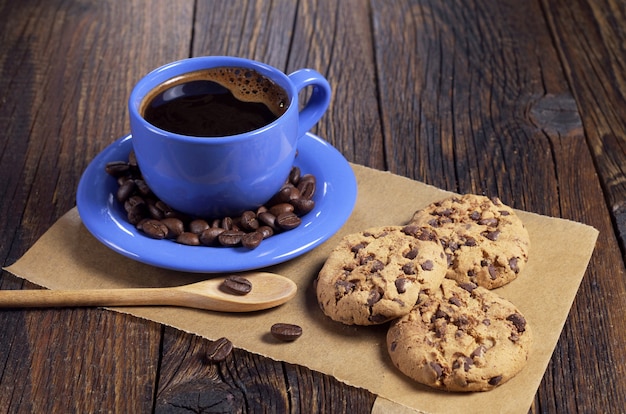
[76,133,357,273]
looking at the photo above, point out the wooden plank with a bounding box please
[536,0,626,410]
[371,0,626,412]
[155,327,375,413]
[288,0,385,168]
[0,0,193,411]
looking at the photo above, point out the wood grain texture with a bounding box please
[155,327,375,413]
[0,0,191,412]
[371,0,626,412]
[2,0,626,411]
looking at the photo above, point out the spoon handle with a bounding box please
[0,287,184,309]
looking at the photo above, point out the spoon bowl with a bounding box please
[0,272,297,312]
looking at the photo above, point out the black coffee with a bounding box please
[142,67,289,137]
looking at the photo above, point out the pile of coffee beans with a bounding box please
[105,151,316,249]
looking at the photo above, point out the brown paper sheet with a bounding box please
[4,164,598,413]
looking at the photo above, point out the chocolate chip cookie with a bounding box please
[409,194,530,289]
[386,279,532,392]
[316,225,447,325]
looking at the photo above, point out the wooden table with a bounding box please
[1,0,625,412]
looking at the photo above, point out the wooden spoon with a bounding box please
[0,272,297,313]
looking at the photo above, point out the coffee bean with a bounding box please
[239,210,259,231]
[269,203,294,216]
[116,179,136,203]
[127,203,147,225]
[288,166,301,185]
[276,212,301,230]
[221,217,234,230]
[267,185,292,205]
[176,232,200,245]
[105,160,130,176]
[141,219,169,239]
[134,179,151,196]
[128,150,138,167]
[270,323,303,342]
[206,337,233,362]
[258,212,278,230]
[220,275,253,295]
[297,177,316,200]
[161,217,185,238]
[291,198,315,215]
[218,230,244,246]
[124,195,145,213]
[189,219,210,234]
[241,231,263,249]
[257,225,274,239]
[141,201,160,220]
[199,227,225,246]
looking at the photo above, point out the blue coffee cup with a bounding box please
[129,56,331,218]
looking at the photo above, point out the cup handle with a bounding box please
[288,69,332,138]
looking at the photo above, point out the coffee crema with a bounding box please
[141,67,290,137]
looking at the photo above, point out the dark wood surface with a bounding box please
[1,0,625,412]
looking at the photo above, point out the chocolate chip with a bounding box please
[509,257,519,272]
[416,228,438,242]
[483,230,501,241]
[402,262,416,275]
[401,225,421,237]
[367,289,382,306]
[464,237,477,246]
[459,282,478,293]
[506,313,527,333]
[453,356,474,372]
[359,254,375,265]
[335,280,356,295]
[488,375,503,386]
[351,242,367,253]
[434,320,447,337]
[454,314,470,330]
[429,361,444,379]
[206,337,233,362]
[403,247,419,259]
[448,297,462,307]
[470,345,486,358]
[420,260,434,271]
[478,218,498,226]
[369,314,390,324]
[370,260,385,272]
[395,278,410,293]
